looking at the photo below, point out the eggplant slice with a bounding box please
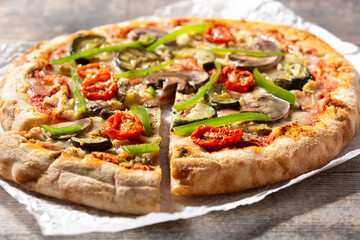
[71,35,106,65]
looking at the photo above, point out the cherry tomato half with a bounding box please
[80,69,117,101]
[76,63,111,78]
[203,26,235,44]
[218,66,254,93]
[104,112,143,140]
[190,125,243,151]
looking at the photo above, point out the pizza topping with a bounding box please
[122,143,160,155]
[99,109,115,120]
[229,40,283,71]
[104,112,143,140]
[50,40,145,65]
[172,48,215,70]
[240,95,290,121]
[173,112,271,136]
[173,102,217,127]
[190,125,243,151]
[272,63,313,90]
[71,137,113,151]
[147,23,208,51]
[128,27,167,44]
[41,124,83,138]
[218,66,254,93]
[169,58,204,72]
[203,26,235,44]
[115,57,177,79]
[28,69,70,114]
[70,35,106,65]
[130,105,152,137]
[253,68,296,104]
[147,86,157,97]
[145,70,209,94]
[205,84,240,109]
[173,61,222,111]
[116,47,160,71]
[70,64,86,114]
[206,47,288,58]
[41,118,92,139]
[79,64,118,101]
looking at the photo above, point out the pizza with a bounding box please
[0,17,359,214]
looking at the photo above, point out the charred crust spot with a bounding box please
[177,146,190,158]
[173,168,191,184]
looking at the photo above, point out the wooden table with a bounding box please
[0,0,359,239]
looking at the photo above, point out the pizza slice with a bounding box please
[0,26,170,214]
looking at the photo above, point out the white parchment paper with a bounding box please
[0,0,359,235]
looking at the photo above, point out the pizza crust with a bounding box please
[0,131,161,214]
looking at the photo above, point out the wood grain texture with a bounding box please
[0,0,359,239]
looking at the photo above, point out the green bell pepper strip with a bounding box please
[70,63,87,114]
[50,41,144,65]
[115,57,177,79]
[130,105,152,137]
[151,136,162,144]
[173,113,271,136]
[205,47,289,57]
[172,61,221,111]
[41,124,84,136]
[253,68,296,104]
[146,23,209,52]
[122,143,160,155]
[147,86,156,97]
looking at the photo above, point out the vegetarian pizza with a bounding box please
[0,18,359,214]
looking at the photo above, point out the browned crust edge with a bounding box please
[0,131,161,214]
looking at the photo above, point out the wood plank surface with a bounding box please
[0,0,359,239]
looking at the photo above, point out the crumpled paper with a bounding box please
[0,0,359,235]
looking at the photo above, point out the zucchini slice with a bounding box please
[273,63,313,90]
[205,84,240,109]
[173,48,215,70]
[116,47,159,71]
[70,35,106,65]
[71,137,113,151]
[173,102,217,127]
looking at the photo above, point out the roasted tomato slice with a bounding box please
[203,26,235,44]
[78,63,117,101]
[190,125,243,151]
[76,63,111,78]
[218,66,254,92]
[169,58,204,72]
[104,112,143,140]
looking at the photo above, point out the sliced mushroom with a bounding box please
[84,101,112,117]
[229,40,283,71]
[144,98,160,108]
[144,71,209,94]
[128,27,167,44]
[48,118,92,139]
[240,95,290,121]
